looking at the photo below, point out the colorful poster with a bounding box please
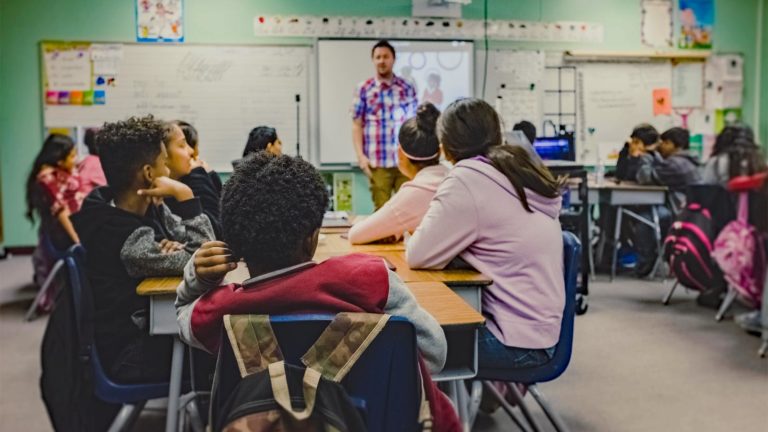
[333,173,354,213]
[136,0,184,42]
[678,0,713,49]
[714,108,742,134]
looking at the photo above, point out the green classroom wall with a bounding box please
[0,0,763,246]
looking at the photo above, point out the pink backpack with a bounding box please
[711,193,767,308]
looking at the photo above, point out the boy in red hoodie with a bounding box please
[175,152,460,431]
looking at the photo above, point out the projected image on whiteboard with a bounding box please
[317,39,473,165]
[394,41,473,112]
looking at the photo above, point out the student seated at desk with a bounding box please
[637,127,701,201]
[164,120,223,238]
[348,103,448,244]
[631,127,701,276]
[231,125,282,169]
[77,127,107,196]
[71,116,214,383]
[406,98,564,371]
[26,134,83,287]
[175,153,460,431]
[614,124,660,181]
[702,124,763,185]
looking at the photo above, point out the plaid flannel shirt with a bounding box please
[351,75,418,168]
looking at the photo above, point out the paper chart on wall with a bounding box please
[704,54,743,109]
[492,51,545,132]
[641,0,673,47]
[671,61,704,108]
[91,44,124,76]
[498,87,543,133]
[44,46,92,91]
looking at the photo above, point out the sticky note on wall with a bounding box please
[69,91,83,105]
[94,90,106,105]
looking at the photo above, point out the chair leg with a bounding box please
[611,206,623,282]
[482,381,530,432]
[587,204,596,281]
[185,398,206,432]
[25,259,64,321]
[452,380,470,432]
[528,384,570,432]
[465,381,483,429]
[662,280,679,305]
[715,288,738,322]
[507,383,542,432]
[648,206,663,279]
[759,341,768,358]
[107,401,146,432]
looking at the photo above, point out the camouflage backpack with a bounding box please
[210,313,431,432]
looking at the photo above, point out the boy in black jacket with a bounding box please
[615,124,660,181]
[72,115,214,383]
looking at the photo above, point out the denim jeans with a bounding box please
[478,327,555,370]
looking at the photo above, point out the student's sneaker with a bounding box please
[734,311,764,336]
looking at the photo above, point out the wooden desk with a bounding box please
[320,233,405,254]
[314,250,493,286]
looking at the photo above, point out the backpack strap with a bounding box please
[268,361,321,421]
[223,314,284,378]
[737,192,749,222]
[301,313,390,382]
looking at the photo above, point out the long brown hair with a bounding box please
[438,98,560,212]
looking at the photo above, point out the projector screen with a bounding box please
[318,39,474,165]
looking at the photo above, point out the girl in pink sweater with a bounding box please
[407,98,565,370]
[348,103,448,244]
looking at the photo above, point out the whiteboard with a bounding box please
[577,62,673,164]
[43,44,311,171]
[479,50,546,132]
[317,39,474,165]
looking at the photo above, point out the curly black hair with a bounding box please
[221,153,329,269]
[97,115,166,194]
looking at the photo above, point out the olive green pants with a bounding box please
[369,167,409,210]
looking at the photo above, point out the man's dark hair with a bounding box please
[371,40,396,58]
[173,120,199,150]
[631,124,660,146]
[513,120,537,145]
[243,126,277,157]
[97,115,165,194]
[660,127,690,150]
[222,153,329,269]
[84,128,99,156]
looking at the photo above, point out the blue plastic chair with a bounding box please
[65,245,172,432]
[211,314,422,432]
[475,230,581,432]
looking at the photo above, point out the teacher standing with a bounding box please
[351,40,418,209]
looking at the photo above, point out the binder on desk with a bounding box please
[322,211,352,228]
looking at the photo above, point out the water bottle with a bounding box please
[596,158,605,186]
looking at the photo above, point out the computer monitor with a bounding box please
[532,136,575,161]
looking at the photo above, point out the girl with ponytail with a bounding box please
[348,102,449,244]
[407,98,565,371]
